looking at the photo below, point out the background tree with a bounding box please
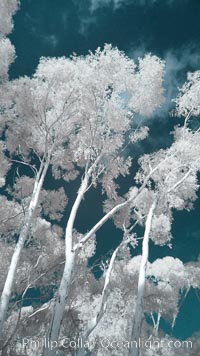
[76,117,200,356]
[0,0,18,84]
[127,121,200,356]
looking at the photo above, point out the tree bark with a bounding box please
[129,200,156,356]
[44,158,167,355]
[0,160,49,342]
[44,174,89,356]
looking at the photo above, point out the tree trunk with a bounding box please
[44,159,164,355]
[44,175,89,356]
[76,246,119,356]
[129,200,156,356]
[0,160,49,342]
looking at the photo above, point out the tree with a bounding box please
[0,38,15,84]
[0,0,18,83]
[0,1,20,339]
[0,44,165,345]
[0,56,80,340]
[127,118,200,356]
[1,12,200,353]
[44,45,165,354]
[0,0,19,36]
[174,70,200,118]
[71,115,200,355]
[0,0,18,185]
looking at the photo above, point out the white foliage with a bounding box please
[89,288,134,353]
[31,217,64,260]
[0,195,22,238]
[72,292,101,327]
[78,236,96,262]
[0,0,19,35]
[130,126,149,142]
[185,263,200,289]
[151,214,172,245]
[0,38,15,83]
[174,70,200,117]
[148,257,187,288]
[129,55,165,116]
[126,255,143,275]
[0,141,10,186]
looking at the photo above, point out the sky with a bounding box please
[9,0,200,340]
[10,0,200,117]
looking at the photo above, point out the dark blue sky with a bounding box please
[9,0,200,117]
[10,1,200,72]
[9,0,200,340]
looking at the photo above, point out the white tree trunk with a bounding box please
[128,169,192,356]
[0,161,49,341]
[76,246,119,356]
[44,159,166,355]
[44,175,89,356]
[129,200,156,356]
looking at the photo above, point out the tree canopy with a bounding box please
[0,3,200,356]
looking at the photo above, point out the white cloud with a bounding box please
[89,0,181,12]
[78,15,97,37]
[42,34,58,49]
[90,0,124,11]
[74,0,185,36]
[29,23,59,50]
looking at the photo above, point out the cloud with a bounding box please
[73,0,187,37]
[90,0,124,11]
[89,0,181,12]
[78,15,97,37]
[29,22,59,50]
[42,34,58,49]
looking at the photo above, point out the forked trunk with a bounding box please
[129,200,156,356]
[44,175,89,356]
[44,161,163,355]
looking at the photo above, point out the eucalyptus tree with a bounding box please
[0,0,18,83]
[174,70,200,117]
[0,57,80,339]
[0,0,21,338]
[45,45,165,353]
[69,252,196,356]
[70,118,200,356]
[125,69,200,355]
[127,71,200,356]
[71,89,200,355]
[0,0,19,36]
[0,0,19,182]
[127,122,200,356]
[1,225,198,355]
[0,142,10,188]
